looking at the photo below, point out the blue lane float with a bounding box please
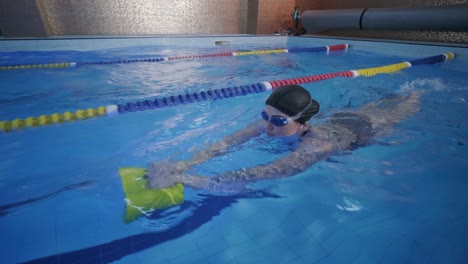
[116,84,267,113]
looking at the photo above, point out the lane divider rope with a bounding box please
[0,44,348,70]
[0,52,453,133]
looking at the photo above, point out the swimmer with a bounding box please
[146,85,421,193]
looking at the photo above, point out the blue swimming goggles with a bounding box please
[261,100,313,127]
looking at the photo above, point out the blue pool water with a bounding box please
[0,37,467,264]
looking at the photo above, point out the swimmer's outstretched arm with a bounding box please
[178,138,335,192]
[147,121,263,190]
[180,120,264,168]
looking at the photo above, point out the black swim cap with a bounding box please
[265,85,320,124]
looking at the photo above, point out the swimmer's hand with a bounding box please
[146,160,189,189]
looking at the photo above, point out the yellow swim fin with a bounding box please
[119,167,184,223]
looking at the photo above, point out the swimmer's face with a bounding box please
[262,105,301,137]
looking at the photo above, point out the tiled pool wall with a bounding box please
[0,36,287,51]
[0,36,467,62]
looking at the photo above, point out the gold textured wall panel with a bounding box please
[36,0,249,35]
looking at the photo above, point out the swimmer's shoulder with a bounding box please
[299,125,330,146]
[298,132,335,155]
[299,123,353,153]
[301,124,327,140]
